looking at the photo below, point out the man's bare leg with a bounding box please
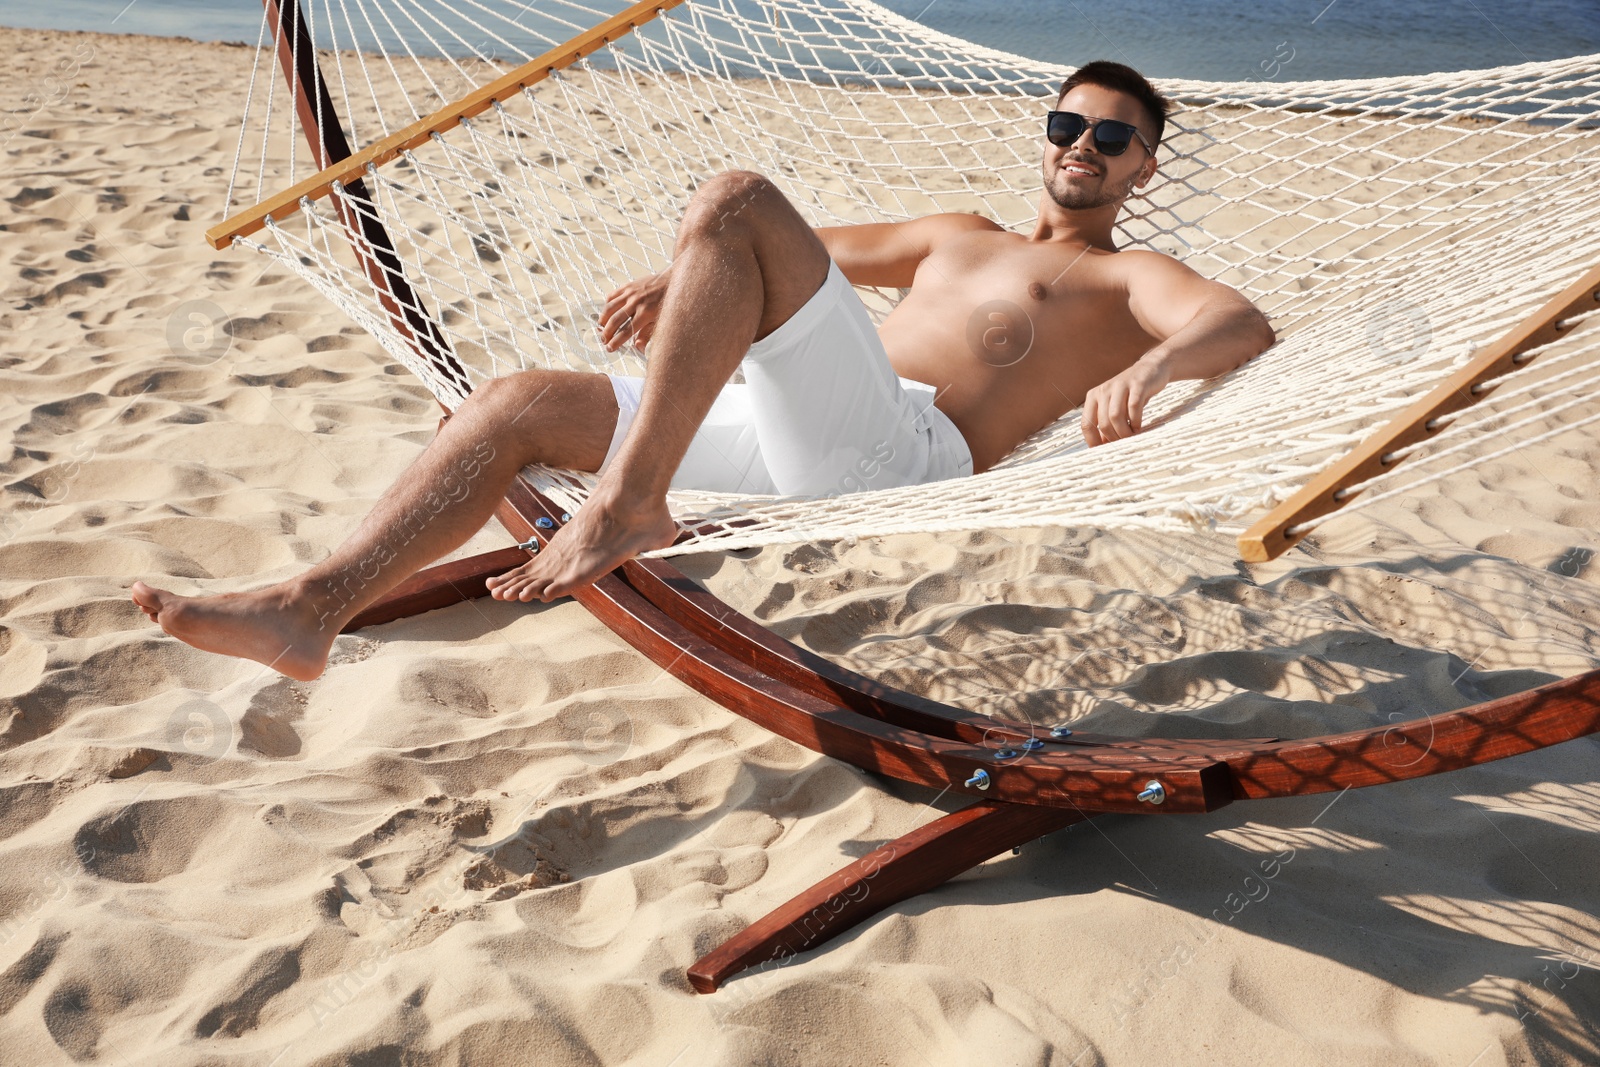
[130,369,616,680]
[131,169,829,676]
[484,170,831,603]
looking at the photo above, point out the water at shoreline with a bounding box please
[5,0,1596,82]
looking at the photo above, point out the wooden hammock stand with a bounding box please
[226,0,1600,992]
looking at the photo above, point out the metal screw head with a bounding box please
[994,747,1017,760]
[560,512,572,522]
[1135,780,1166,806]
[1020,737,1044,751]
[964,769,991,790]
[535,516,555,530]
[1049,725,1073,739]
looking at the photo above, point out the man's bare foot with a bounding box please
[486,488,677,603]
[130,580,338,681]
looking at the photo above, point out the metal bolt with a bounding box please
[1049,726,1073,739]
[535,516,555,530]
[1012,845,1022,855]
[1020,737,1044,751]
[517,537,540,553]
[964,769,991,790]
[994,747,1017,760]
[1135,780,1166,806]
[561,512,572,522]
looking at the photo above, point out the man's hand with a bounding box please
[1078,250,1275,447]
[1080,355,1171,447]
[597,267,671,352]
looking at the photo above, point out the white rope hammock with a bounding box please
[221,0,1600,556]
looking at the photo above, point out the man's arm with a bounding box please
[814,212,1003,288]
[1081,251,1275,446]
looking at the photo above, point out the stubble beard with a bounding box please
[1045,163,1141,211]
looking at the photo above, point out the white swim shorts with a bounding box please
[598,259,974,497]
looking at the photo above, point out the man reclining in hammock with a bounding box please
[132,60,1274,681]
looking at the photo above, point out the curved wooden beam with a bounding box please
[494,481,1238,815]
[502,477,1600,802]
[620,554,1280,755]
[1223,670,1600,797]
[687,800,1084,993]
[346,476,1600,813]
[341,545,529,632]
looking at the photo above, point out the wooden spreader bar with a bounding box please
[207,0,686,250]
[1239,261,1600,561]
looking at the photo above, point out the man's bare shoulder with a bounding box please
[1117,247,1263,298]
[1105,246,1230,296]
[904,211,1006,246]
[916,211,1007,230]
[1107,246,1196,277]
[820,213,1005,288]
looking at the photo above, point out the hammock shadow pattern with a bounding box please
[342,482,1600,991]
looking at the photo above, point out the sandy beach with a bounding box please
[2,24,1599,1066]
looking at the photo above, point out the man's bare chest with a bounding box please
[920,237,1126,315]
[904,240,1149,356]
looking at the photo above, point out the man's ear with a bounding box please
[1136,155,1158,188]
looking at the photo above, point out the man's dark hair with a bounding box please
[1057,61,1171,149]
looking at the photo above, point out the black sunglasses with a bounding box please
[1045,110,1156,157]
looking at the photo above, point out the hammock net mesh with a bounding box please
[221,0,1600,556]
